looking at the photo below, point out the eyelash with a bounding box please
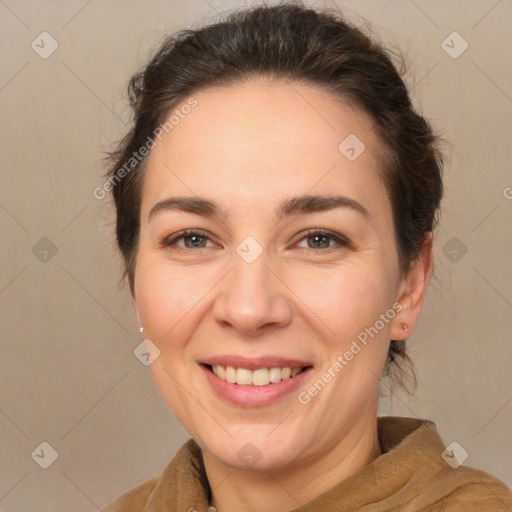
[160,228,350,253]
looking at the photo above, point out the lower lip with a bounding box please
[200,364,313,407]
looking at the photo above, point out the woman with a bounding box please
[101,2,512,511]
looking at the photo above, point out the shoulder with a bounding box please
[377,416,512,511]
[101,438,205,511]
[422,464,512,512]
[101,474,160,512]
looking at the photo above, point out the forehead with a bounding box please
[140,80,390,222]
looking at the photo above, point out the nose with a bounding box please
[212,249,292,337]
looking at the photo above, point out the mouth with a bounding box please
[198,355,314,406]
[202,363,312,386]
[200,361,314,407]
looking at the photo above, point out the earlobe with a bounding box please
[134,309,144,335]
[131,281,144,334]
[391,232,434,340]
[132,296,142,330]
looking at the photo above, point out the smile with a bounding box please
[200,361,314,407]
[206,364,309,386]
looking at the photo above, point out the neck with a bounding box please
[203,412,382,512]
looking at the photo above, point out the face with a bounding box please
[133,80,414,471]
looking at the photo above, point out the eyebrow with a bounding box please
[147,194,370,224]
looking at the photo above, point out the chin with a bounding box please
[202,430,304,472]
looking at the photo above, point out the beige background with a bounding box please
[0,0,511,510]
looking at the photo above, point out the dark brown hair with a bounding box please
[103,0,444,392]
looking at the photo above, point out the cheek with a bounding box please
[134,259,203,351]
[287,261,394,340]
[134,246,398,358]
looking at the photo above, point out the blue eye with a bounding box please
[296,229,349,250]
[160,229,349,253]
[161,229,213,250]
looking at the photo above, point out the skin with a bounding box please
[132,79,433,512]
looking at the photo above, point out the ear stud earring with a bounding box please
[401,323,409,332]
[139,326,144,334]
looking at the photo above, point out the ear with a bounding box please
[390,232,434,340]
[133,303,141,327]
[131,288,142,329]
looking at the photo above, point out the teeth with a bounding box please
[236,368,253,385]
[269,367,282,383]
[210,365,305,386]
[225,366,236,383]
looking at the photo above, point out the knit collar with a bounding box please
[140,416,458,511]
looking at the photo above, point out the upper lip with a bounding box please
[201,355,313,371]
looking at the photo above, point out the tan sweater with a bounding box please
[103,416,512,511]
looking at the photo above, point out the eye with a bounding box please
[295,229,349,251]
[160,228,349,253]
[160,229,215,251]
